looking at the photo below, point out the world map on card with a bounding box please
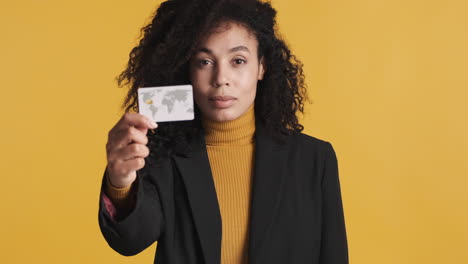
[138,85,194,122]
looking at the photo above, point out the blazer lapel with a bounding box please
[248,123,288,264]
[173,132,222,264]
[172,123,288,264]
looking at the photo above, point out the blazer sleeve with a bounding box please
[319,142,349,264]
[98,165,165,256]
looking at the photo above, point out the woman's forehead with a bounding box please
[195,21,258,53]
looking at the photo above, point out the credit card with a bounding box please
[138,85,194,122]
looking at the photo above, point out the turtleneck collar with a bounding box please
[202,104,256,146]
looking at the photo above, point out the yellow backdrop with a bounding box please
[1,0,467,263]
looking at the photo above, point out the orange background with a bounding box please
[1,0,467,263]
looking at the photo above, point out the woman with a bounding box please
[98,0,348,263]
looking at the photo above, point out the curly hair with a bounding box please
[116,0,307,162]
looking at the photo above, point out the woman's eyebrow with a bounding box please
[229,46,250,53]
[195,46,250,54]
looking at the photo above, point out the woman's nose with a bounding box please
[212,63,230,88]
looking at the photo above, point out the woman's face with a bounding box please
[189,21,265,122]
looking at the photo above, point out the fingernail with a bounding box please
[148,119,157,128]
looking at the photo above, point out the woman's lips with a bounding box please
[209,96,237,108]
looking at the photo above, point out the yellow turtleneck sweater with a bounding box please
[105,104,255,264]
[202,104,255,264]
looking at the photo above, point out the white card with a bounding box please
[138,85,194,122]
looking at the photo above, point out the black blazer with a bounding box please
[98,123,348,264]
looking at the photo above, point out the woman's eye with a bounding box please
[234,58,246,64]
[198,59,212,66]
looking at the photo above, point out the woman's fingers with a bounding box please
[105,112,157,188]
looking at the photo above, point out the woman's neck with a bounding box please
[201,105,256,146]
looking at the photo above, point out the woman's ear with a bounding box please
[258,56,266,80]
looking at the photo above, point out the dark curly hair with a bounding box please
[116,0,307,162]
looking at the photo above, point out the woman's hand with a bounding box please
[105,113,157,188]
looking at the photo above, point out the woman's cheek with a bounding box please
[238,71,259,91]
